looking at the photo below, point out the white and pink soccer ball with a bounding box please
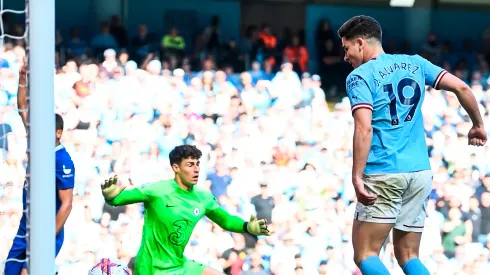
[88,258,131,275]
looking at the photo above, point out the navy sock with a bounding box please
[359,256,390,275]
[402,258,429,275]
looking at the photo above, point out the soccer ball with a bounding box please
[88,258,131,275]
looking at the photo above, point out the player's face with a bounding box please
[55,129,62,144]
[342,37,364,69]
[174,158,200,185]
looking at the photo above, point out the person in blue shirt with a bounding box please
[4,62,75,275]
[337,16,487,275]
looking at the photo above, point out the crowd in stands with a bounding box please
[1,15,490,275]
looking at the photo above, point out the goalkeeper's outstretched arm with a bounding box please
[102,176,149,206]
[206,207,270,236]
[105,188,148,206]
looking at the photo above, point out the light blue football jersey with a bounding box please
[346,53,447,174]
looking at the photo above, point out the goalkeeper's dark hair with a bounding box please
[337,15,382,42]
[169,145,202,165]
[55,114,64,131]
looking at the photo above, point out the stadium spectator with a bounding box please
[250,183,274,223]
[162,27,185,60]
[109,15,128,48]
[66,27,88,58]
[258,25,278,69]
[131,24,156,64]
[0,111,13,154]
[91,22,119,57]
[283,35,309,75]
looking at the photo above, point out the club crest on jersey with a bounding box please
[193,208,200,216]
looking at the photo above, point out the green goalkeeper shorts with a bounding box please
[153,260,206,275]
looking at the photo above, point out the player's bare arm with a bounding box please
[17,60,28,128]
[352,108,377,206]
[437,72,487,146]
[56,188,73,235]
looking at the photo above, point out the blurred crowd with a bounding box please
[1,15,490,275]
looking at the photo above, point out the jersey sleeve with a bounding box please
[346,73,374,113]
[107,188,148,206]
[56,158,75,190]
[136,181,163,198]
[415,55,447,89]
[106,181,161,206]
[204,191,247,233]
[204,192,220,212]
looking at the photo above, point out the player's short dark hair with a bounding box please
[169,145,202,165]
[337,15,382,42]
[55,114,64,131]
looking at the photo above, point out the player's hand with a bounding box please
[468,126,487,147]
[246,215,271,236]
[353,179,377,206]
[101,175,126,201]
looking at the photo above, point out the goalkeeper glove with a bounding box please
[245,215,271,236]
[101,175,126,201]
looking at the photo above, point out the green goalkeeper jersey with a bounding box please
[106,179,247,274]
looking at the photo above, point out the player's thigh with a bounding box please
[392,170,432,266]
[352,219,393,266]
[355,173,407,224]
[394,170,432,232]
[183,260,223,275]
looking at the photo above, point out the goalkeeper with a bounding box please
[101,145,270,275]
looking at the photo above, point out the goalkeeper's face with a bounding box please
[174,158,200,186]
